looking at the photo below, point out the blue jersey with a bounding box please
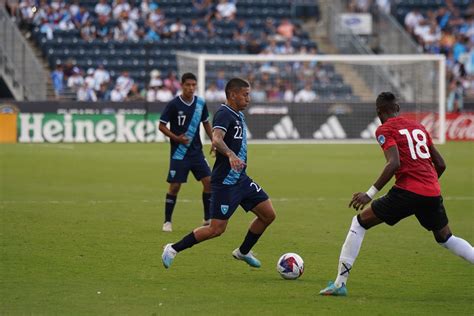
[160,95,209,159]
[212,104,248,185]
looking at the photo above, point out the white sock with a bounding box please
[440,235,474,264]
[334,216,366,288]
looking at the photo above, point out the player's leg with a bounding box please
[191,155,211,225]
[200,176,212,225]
[435,225,474,263]
[163,159,190,232]
[320,207,382,296]
[162,219,229,269]
[191,157,212,225]
[162,182,181,232]
[321,188,412,296]
[416,197,474,264]
[162,185,237,269]
[233,179,274,268]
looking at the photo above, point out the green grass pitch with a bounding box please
[1,142,473,315]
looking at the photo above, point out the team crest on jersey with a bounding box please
[235,120,240,126]
[170,170,176,178]
[220,205,229,215]
[178,111,184,115]
[377,135,385,145]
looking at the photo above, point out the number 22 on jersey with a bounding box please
[399,128,430,160]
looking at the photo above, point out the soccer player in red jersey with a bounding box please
[320,92,474,296]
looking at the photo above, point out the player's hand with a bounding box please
[175,134,189,145]
[349,192,372,211]
[228,152,246,172]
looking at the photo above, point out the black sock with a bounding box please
[172,232,199,252]
[202,192,211,220]
[165,194,177,222]
[239,230,262,255]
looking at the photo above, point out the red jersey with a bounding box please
[375,116,440,197]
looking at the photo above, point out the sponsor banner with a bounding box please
[338,13,373,35]
[402,112,474,141]
[9,101,471,142]
[17,113,165,143]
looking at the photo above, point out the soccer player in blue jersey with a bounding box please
[158,73,213,232]
[161,78,276,269]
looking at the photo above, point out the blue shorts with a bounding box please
[167,155,211,183]
[210,175,269,220]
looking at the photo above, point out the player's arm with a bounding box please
[212,128,245,172]
[349,146,400,211]
[158,122,189,145]
[429,144,446,178]
[202,120,216,156]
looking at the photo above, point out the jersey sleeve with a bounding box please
[212,109,230,132]
[201,102,210,122]
[159,101,173,124]
[375,125,396,151]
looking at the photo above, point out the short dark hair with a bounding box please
[225,78,250,98]
[376,91,399,113]
[181,72,197,83]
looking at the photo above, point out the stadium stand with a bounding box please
[5,0,361,103]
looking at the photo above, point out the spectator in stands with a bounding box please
[94,64,110,91]
[76,82,97,101]
[95,15,112,40]
[67,67,84,92]
[249,81,266,102]
[205,82,226,102]
[277,18,295,41]
[266,84,282,102]
[447,79,464,112]
[140,0,158,19]
[112,0,131,20]
[80,19,96,41]
[169,18,187,39]
[206,20,216,38]
[95,82,110,101]
[148,6,165,26]
[69,0,80,17]
[264,17,277,37]
[149,69,163,88]
[188,19,207,38]
[110,84,125,102]
[156,85,174,102]
[192,0,212,16]
[116,70,134,96]
[84,68,96,89]
[115,12,140,41]
[246,38,262,54]
[440,28,456,54]
[404,8,424,34]
[423,22,442,53]
[72,6,90,29]
[294,82,317,103]
[146,83,158,102]
[126,84,144,101]
[163,71,181,95]
[233,19,250,44]
[283,83,295,103]
[51,64,64,98]
[95,0,112,19]
[215,0,236,21]
[145,25,160,41]
[453,35,468,62]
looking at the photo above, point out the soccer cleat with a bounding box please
[319,281,348,296]
[162,243,177,269]
[232,248,261,268]
[162,221,172,232]
[202,219,211,226]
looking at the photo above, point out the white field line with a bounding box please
[1,196,473,205]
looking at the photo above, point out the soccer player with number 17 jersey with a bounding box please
[320,92,474,297]
[161,78,276,269]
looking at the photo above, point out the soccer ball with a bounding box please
[277,253,304,280]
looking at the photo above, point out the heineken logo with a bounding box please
[18,113,166,143]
